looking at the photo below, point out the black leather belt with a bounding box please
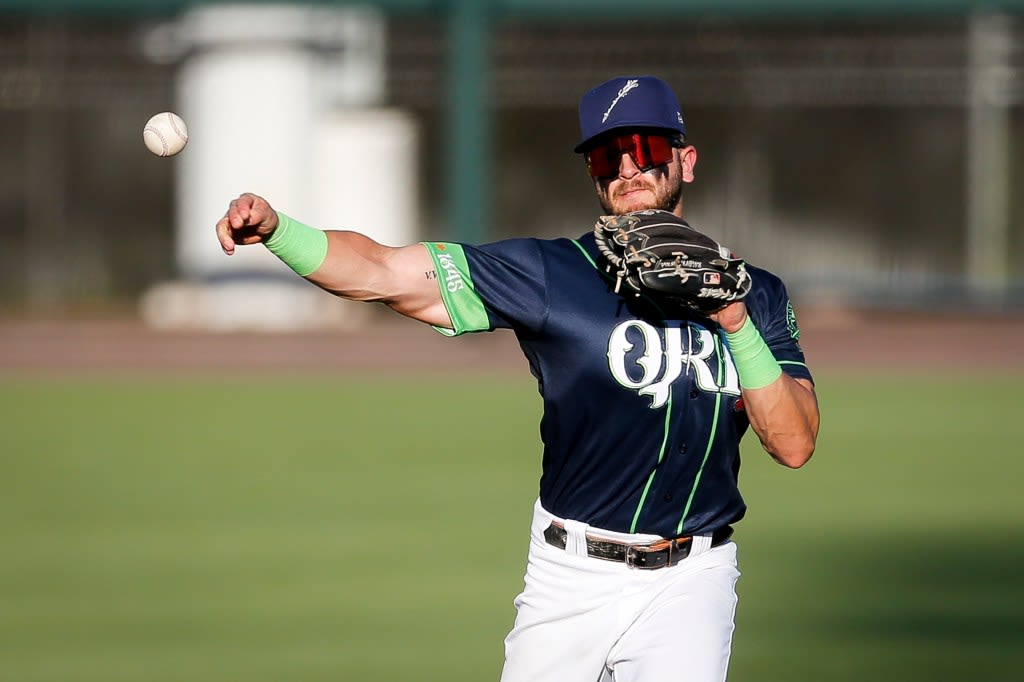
[543,522,733,570]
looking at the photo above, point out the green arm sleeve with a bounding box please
[422,242,492,336]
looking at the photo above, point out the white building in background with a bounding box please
[141,3,418,330]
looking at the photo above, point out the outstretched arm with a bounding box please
[712,302,820,468]
[216,193,452,328]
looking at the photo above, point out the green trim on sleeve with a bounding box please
[422,242,491,336]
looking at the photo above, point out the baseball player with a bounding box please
[216,75,819,682]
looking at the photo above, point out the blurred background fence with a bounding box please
[1,0,1023,324]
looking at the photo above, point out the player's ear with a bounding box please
[678,144,697,183]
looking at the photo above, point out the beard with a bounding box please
[597,172,683,215]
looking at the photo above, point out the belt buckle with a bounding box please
[624,542,669,569]
[624,544,644,568]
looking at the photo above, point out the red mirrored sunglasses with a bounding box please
[585,132,680,179]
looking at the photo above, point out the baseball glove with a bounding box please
[593,209,752,313]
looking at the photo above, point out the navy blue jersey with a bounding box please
[424,232,812,539]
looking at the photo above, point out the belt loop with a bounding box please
[562,520,590,557]
[688,533,712,557]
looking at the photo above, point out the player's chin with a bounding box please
[610,192,657,215]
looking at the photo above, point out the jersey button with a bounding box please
[689,389,699,399]
[678,443,688,454]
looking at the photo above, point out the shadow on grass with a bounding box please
[733,529,1024,682]
[813,532,1020,630]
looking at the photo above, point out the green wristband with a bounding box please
[724,316,783,390]
[264,212,328,277]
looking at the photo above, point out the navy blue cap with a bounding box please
[574,76,686,153]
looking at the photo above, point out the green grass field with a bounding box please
[2,374,1021,682]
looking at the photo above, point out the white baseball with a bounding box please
[143,111,189,157]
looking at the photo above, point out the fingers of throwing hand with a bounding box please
[217,194,277,255]
[216,215,236,254]
[217,197,255,254]
[227,197,252,229]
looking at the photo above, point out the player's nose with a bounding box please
[618,152,641,179]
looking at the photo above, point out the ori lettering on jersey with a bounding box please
[607,320,739,409]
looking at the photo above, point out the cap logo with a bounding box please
[601,79,639,123]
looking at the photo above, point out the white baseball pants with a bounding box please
[500,500,740,682]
